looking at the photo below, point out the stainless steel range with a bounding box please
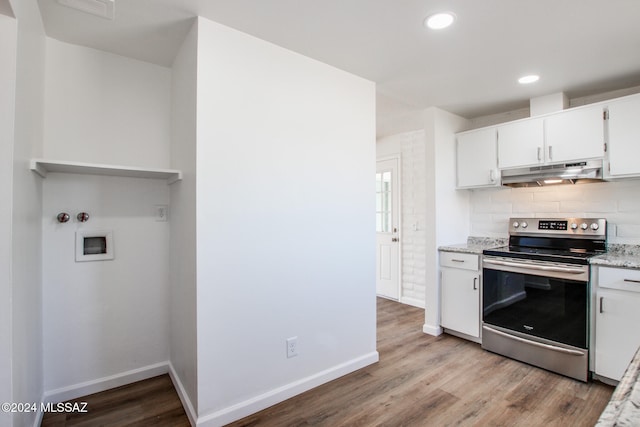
[482,217,606,381]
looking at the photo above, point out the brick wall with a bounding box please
[470,179,640,244]
[399,130,428,307]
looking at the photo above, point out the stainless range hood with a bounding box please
[501,159,604,187]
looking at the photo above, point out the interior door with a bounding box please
[376,158,399,300]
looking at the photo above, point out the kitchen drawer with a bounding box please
[597,266,640,293]
[439,252,479,271]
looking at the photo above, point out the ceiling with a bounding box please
[36,0,640,119]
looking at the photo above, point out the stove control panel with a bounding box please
[509,217,606,238]
[538,220,567,230]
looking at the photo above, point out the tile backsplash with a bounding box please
[470,179,640,244]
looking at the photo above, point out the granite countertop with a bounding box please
[590,244,640,269]
[439,240,640,267]
[438,237,508,255]
[596,346,640,426]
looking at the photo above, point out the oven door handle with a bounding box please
[483,259,585,274]
[483,326,585,357]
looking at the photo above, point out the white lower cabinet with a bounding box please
[594,266,640,381]
[440,252,480,341]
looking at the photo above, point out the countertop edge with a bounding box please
[590,245,640,269]
[438,237,508,255]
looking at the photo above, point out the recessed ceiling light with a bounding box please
[424,12,455,30]
[518,74,540,84]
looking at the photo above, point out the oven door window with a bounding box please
[483,268,587,349]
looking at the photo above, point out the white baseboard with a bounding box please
[399,296,425,309]
[42,361,169,405]
[33,411,43,427]
[196,351,380,426]
[168,362,197,426]
[423,323,443,336]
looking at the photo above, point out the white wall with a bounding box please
[195,17,377,425]
[169,19,198,421]
[40,36,173,402]
[0,12,16,427]
[470,180,640,244]
[43,38,172,169]
[41,174,170,397]
[376,93,424,139]
[467,86,640,129]
[425,107,470,334]
[432,108,471,249]
[9,0,45,425]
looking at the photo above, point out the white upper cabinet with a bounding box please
[456,127,499,188]
[497,117,544,169]
[606,94,640,178]
[545,104,605,163]
[496,104,605,170]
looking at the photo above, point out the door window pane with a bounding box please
[376,171,392,232]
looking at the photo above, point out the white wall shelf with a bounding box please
[30,159,182,184]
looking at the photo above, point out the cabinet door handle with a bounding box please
[537,147,542,161]
[624,279,640,284]
[489,169,495,183]
[548,145,553,160]
[599,296,604,314]
[473,277,478,290]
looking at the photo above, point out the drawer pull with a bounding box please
[624,279,640,284]
[452,259,465,263]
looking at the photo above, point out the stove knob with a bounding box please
[580,223,588,230]
[521,221,528,229]
[571,223,578,230]
[513,221,520,229]
[591,223,599,231]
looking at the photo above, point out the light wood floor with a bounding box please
[229,298,613,426]
[42,298,614,426]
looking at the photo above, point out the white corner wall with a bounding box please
[432,108,471,248]
[424,107,470,335]
[43,38,172,168]
[195,17,377,425]
[41,36,173,403]
[0,12,16,427]
[9,0,46,425]
[41,174,170,400]
[169,19,198,422]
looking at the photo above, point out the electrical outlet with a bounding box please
[286,336,298,358]
[155,205,168,222]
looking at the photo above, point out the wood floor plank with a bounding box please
[41,374,190,427]
[42,298,614,426]
[228,298,614,427]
